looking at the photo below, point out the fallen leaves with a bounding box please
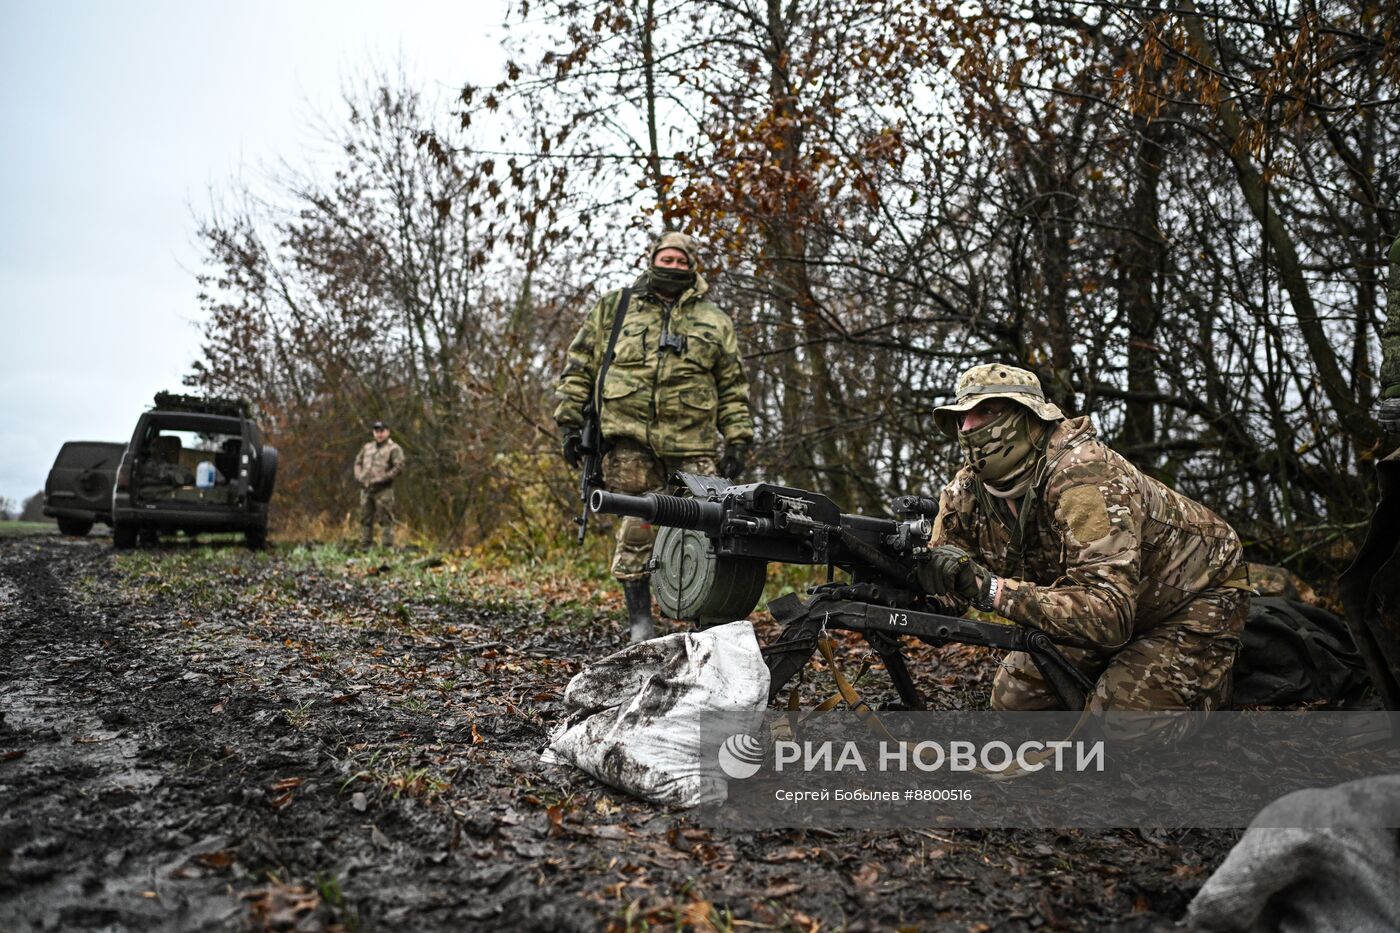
[243,882,321,930]
[764,846,819,863]
[269,776,304,810]
[761,880,804,899]
[194,849,237,870]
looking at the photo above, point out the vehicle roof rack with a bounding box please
[152,391,251,418]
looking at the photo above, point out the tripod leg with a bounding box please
[762,617,822,704]
[1024,631,1093,711]
[866,631,926,710]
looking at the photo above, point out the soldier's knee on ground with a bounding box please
[1089,707,1199,745]
[991,651,1064,711]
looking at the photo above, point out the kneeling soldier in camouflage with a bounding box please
[924,364,1249,727]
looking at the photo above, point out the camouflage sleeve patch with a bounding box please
[996,463,1143,652]
[1059,484,1110,544]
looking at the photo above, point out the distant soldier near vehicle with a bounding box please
[1340,234,1400,708]
[922,364,1250,732]
[354,421,405,548]
[554,232,755,642]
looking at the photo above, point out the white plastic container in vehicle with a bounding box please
[195,461,217,488]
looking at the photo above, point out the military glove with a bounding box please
[1379,395,1400,436]
[917,545,997,610]
[718,442,749,480]
[562,431,584,469]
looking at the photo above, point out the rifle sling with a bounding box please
[589,287,633,423]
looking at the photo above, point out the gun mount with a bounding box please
[590,473,1092,710]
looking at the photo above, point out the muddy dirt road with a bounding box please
[0,536,1237,930]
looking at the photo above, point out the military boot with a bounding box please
[623,579,656,643]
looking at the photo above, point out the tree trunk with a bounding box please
[1119,115,1168,462]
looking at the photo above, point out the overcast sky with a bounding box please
[0,1,508,509]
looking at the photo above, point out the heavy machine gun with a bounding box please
[590,475,1094,710]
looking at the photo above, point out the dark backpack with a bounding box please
[1233,597,1372,707]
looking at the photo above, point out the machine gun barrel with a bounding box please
[589,489,726,534]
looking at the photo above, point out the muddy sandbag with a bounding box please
[1232,598,1371,707]
[542,620,769,808]
[1187,774,1400,933]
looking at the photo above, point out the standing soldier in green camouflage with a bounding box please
[354,421,405,549]
[555,232,755,642]
[922,364,1250,726]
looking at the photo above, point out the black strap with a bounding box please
[590,287,632,415]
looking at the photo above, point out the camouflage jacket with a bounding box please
[1382,234,1400,396]
[553,273,754,459]
[930,417,1243,653]
[354,440,405,487]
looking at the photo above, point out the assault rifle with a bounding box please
[590,474,1093,710]
[573,288,633,544]
[573,407,606,544]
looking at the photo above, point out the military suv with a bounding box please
[111,391,279,549]
[43,441,126,535]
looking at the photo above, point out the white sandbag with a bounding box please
[542,620,769,808]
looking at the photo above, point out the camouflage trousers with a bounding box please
[359,485,396,547]
[991,586,1248,739]
[604,439,717,582]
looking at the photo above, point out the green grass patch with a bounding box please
[0,520,56,538]
[107,524,828,635]
[111,537,618,630]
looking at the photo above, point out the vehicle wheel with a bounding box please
[113,523,137,549]
[57,517,94,537]
[139,529,159,547]
[252,445,278,502]
[245,526,268,550]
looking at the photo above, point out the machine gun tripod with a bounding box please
[761,590,1093,711]
[590,473,1093,711]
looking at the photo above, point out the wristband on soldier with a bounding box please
[972,574,1000,613]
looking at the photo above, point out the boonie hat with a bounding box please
[934,364,1066,437]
